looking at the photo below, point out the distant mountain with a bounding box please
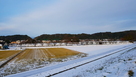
[0,35,31,41]
[0,30,136,42]
[90,30,136,40]
[35,30,136,41]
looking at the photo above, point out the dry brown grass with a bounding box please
[0,50,20,60]
[13,48,81,61]
[45,48,80,58]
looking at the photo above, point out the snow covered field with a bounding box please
[62,44,132,56]
[4,43,136,77]
[53,44,136,77]
[0,48,86,77]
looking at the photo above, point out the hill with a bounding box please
[0,30,135,42]
[0,35,31,42]
[35,30,136,41]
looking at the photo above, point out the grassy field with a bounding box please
[0,50,20,61]
[12,48,83,62]
[46,48,80,58]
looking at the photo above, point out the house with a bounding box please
[3,43,9,49]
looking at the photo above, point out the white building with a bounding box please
[0,44,2,49]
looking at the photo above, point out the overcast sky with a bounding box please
[0,0,136,37]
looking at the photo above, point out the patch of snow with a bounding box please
[62,44,132,56]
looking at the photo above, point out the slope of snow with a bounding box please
[53,45,136,77]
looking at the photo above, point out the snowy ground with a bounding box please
[4,43,136,77]
[62,44,132,56]
[53,44,136,77]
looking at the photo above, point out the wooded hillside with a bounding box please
[35,30,136,41]
[0,30,135,42]
[0,35,31,41]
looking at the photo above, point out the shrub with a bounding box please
[98,67,104,70]
[128,70,134,77]
[128,58,132,61]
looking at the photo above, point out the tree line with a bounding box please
[35,30,136,42]
[0,35,31,43]
[0,30,136,43]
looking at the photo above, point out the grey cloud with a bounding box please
[0,0,136,36]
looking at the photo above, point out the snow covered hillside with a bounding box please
[53,44,136,77]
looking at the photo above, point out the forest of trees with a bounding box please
[35,30,136,41]
[0,30,136,43]
[0,35,31,42]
